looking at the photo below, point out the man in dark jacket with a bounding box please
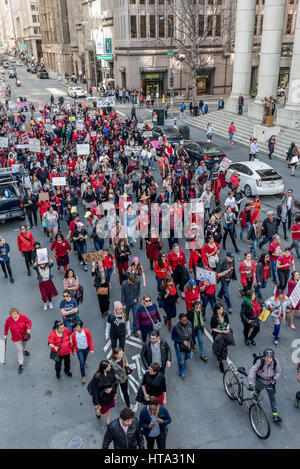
[141,330,171,374]
[217,252,236,314]
[171,313,196,380]
[238,94,244,115]
[102,408,145,449]
[23,189,38,228]
[259,211,278,249]
[276,200,288,240]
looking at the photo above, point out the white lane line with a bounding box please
[116,111,126,117]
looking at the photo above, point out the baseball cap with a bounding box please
[84,211,92,218]
[188,279,197,286]
[226,252,235,259]
[77,222,84,227]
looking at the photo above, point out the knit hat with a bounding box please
[114,301,123,311]
[130,256,139,264]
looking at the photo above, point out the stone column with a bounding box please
[226,0,256,114]
[277,1,300,128]
[248,0,286,120]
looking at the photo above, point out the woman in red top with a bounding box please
[239,252,256,296]
[185,280,201,311]
[167,244,187,298]
[102,248,116,280]
[287,271,300,330]
[276,247,295,291]
[146,229,162,270]
[250,196,261,225]
[188,247,208,280]
[17,224,35,276]
[204,235,220,271]
[48,320,72,379]
[154,252,171,292]
[4,307,32,373]
[51,233,72,272]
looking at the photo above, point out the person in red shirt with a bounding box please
[239,252,257,296]
[167,244,187,298]
[204,235,220,271]
[51,233,72,272]
[71,320,94,384]
[291,214,300,261]
[276,247,295,291]
[268,234,281,285]
[48,320,72,379]
[4,307,32,373]
[17,224,35,276]
[229,171,240,189]
[185,280,201,311]
[256,253,271,299]
[154,252,171,292]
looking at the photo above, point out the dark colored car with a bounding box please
[152,126,184,145]
[3,62,9,69]
[37,68,49,79]
[0,171,25,223]
[183,141,226,169]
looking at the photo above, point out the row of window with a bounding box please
[254,12,295,36]
[129,0,222,4]
[130,14,222,38]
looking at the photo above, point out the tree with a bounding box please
[160,0,235,104]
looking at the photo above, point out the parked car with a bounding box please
[152,126,184,145]
[183,141,226,169]
[0,170,25,222]
[3,62,9,69]
[277,87,286,97]
[16,60,22,66]
[8,68,16,78]
[37,68,49,79]
[225,161,284,197]
[67,86,87,98]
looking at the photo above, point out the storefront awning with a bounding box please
[140,68,168,73]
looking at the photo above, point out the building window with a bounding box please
[130,0,136,3]
[150,15,156,37]
[286,14,293,34]
[32,15,37,23]
[159,17,165,37]
[31,4,36,11]
[140,0,145,3]
[159,0,164,4]
[130,16,137,38]
[167,15,174,37]
[34,27,40,34]
[215,15,221,37]
[199,15,204,36]
[208,0,213,4]
[207,15,213,37]
[140,15,146,38]
[259,14,264,35]
[254,14,258,35]
[149,0,155,4]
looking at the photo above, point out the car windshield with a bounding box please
[164,128,179,134]
[201,144,222,155]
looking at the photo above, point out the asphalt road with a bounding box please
[0,65,300,449]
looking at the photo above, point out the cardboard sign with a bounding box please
[25,123,31,133]
[52,177,66,186]
[290,280,300,308]
[37,248,48,265]
[0,137,8,148]
[77,144,90,155]
[196,267,217,285]
[29,139,41,153]
[39,192,49,202]
[219,157,232,172]
[82,251,104,265]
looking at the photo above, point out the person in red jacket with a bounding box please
[185,280,201,311]
[48,320,72,379]
[239,252,257,296]
[167,244,187,298]
[17,224,35,276]
[4,307,32,373]
[188,247,208,280]
[71,320,94,384]
[229,170,240,189]
[51,233,72,272]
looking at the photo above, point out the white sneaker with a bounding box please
[48,302,53,310]
[181,292,185,299]
[43,303,48,311]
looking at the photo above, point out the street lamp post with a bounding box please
[160,17,174,119]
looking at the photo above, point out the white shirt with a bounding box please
[287,196,292,210]
[225,197,236,209]
[76,330,88,350]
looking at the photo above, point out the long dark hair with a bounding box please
[258,252,269,265]
[64,268,75,279]
[97,360,110,376]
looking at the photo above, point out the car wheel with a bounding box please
[244,184,252,198]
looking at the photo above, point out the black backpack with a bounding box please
[253,353,277,373]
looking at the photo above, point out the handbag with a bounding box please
[125,365,132,375]
[136,385,148,404]
[291,155,299,165]
[14,323,31,342]
[259,307,271,322]
[49,332,64,362]
[144,306,162,331]
[42,220,47,228]
[97,286,109,295]
[75,284,84,303]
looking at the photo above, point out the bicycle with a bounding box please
[223,363,271,439]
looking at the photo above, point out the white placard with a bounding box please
[290,280,300,308]
[124,145,142,156]
[37,248,48,265]
[52,177,66,186]
[29,139,41,153]
[219,157,232,172]
[91,131,97,137]
[143,131,153,138]
[196,267,217,285]
[77,120,84,131]
[0,137,8,148]
[76,143,90,155]
[96,97,116,108]
[45,123,52,132]
[16,144,29,149]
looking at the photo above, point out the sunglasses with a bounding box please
[145,299,151,303]
[63,295,70,298]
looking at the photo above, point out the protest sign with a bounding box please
[16,144,29,149]
[91,131,97,138]
[82,251,104,265]
[77,144,90,156]
[0,137,8,148]
[39,192,49,202]
[45,123,52,132]
[52,177,66,186]
[77,120,84,131]
[143,131,153,138]
[37,248,48,265]
[290,280,300,308]
[29,139,41,153]
[196,267,217,285]
[219,157,232,172]
[17,102,27,107]
[124,146,141,156]
[96,97,116,108]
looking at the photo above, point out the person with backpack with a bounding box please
[247,349,282,424]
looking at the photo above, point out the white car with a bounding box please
[277,87,285,97]
[16,60,22,66]
[225,161,284,197]
[67,86,87,98]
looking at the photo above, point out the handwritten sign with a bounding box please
[77,144,90,155]
[37,248,48,265]
[29,139,41,153]
[97,97,116,108]
[196,267,217,285]
[38,192,49,202]
[0,137,8,148]
[52,177,66,186]
[219,157,232,172]
[82,251,104,265]
[124,146,141,156]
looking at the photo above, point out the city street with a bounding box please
[0,65,300,449]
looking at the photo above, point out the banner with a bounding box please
[196,267,217,285]
[29,139,41,153]
[52,177,66,186]
[0,137,8,148]
[96,97,116,108]
[77,144,90,155]
[219,157,232,172]
[290,280,300,308]
[16,144,29,149]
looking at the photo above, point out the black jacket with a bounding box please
[262,217,278,239]
[23,194,37,212]
[102,417,145,449]
[240,299,262,326]
[217,258,236,283]
[141,338,172,369]
[256,261,271,284]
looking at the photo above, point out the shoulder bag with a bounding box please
[50,332,64,362]
[144,306,162,331]
[14,322,31,342]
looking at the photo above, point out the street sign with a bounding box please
[97,54,113,60]
[21,44,27,50]
[105,38,112,54]
[167,50,175,57]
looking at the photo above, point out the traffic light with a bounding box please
[169,74,174,88]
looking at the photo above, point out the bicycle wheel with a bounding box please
[223,368,240,400]
[249,404,271,439]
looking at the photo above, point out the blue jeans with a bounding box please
[107,267,113,280]
[196,329,205,357]
[126,302,138,332]
[202,293,216,317]
[175,348,191,378]
[240,221,251,240]
[156,276,164,292]
[250,239,260,259]
[229,133,234,143]
[77,347,89,377]
[63,315,77,333]
[75,242,87,264]
[273,323,281,341]
[270,260,277,282]
[256,279,268,299]
[217,282,232,309]
[94,239,104,251]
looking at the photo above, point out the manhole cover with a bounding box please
[67,436,83,449]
